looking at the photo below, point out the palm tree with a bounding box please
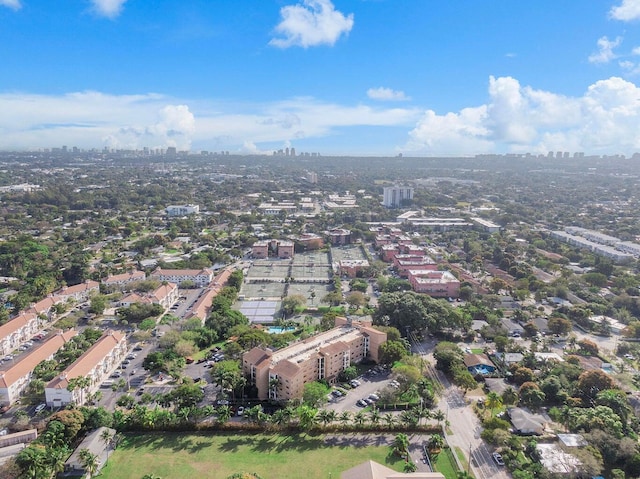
[78,448,99,478]
[216,405,232,424]
[297,405,317,431]
[382,413,396,430]
[100,429,114,465]
[316,409,332,427]
[432,409,445,427]
[245,405,263,424]
[403,461,418,473]
[427,434,445,453]
[368,408,381,426]
[392,433,410,459]
[485,391,503,416]
[400,409,418,428]
[338,411,351,427]
[48,445,70,477]
[502,386,518,406]
[353,411,366,427]
[270,409,288,429]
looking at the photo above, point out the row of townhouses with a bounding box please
[0,267,225,408]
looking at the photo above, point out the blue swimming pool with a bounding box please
[267,326,296,334]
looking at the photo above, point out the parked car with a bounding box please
[492,452,505,466]
[34,403,47,414]
[237,406,245,416]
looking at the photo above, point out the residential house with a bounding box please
[463,353,496,376]
[507,407,549,435]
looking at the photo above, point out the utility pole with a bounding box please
[467,443,472,473]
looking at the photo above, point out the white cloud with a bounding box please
[0,91,419,152]
[404,75,640,156]
[90,0,127,19]
[367,87,410,101]
[269,0,354,48]
[0,0,21,10]
[589,36,622,64]
[610,0,640,21]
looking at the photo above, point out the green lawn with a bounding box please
[100,432,405,479]
[433,447,460,478]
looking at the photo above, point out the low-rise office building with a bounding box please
[243,317,386,401]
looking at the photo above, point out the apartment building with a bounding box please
[382,186,413,208]
[56,280,100,303]
[337,259,370,278]
[394,255,437,278]
[185,268,233,324]
[0,330,77,406]
[0,312,43,356]
[118,282,178,309]
[45,330,126,407]
[408,270,460,298]
[166,204,199,217]
[150,268,214,287]
[326,228,351,245]
[103,271,146,287]
[243,317,386,401]
[251,239,295,259]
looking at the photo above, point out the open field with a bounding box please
[100,432,405,479]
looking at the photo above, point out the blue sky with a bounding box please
[2,0,640,156]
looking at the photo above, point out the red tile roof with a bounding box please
[47,330,125,390]
[0,330,78,388]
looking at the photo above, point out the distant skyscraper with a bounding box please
[290,147,295,157]
[166,146,177,156]
[383,186,414,208]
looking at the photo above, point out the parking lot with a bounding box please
[325,366,393,414]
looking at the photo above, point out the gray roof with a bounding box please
[508,407,548,435]
[63,427,115,477]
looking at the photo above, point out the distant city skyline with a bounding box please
[2,0,640,156]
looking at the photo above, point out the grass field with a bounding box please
[100,432,405,479]
[433,447,460,478]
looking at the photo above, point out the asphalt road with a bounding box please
[409,336,511,479]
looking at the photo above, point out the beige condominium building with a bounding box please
[243,317,386,401]
[0,329,78,406]
[45,330,126,407]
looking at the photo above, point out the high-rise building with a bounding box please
[382,186,414,208]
